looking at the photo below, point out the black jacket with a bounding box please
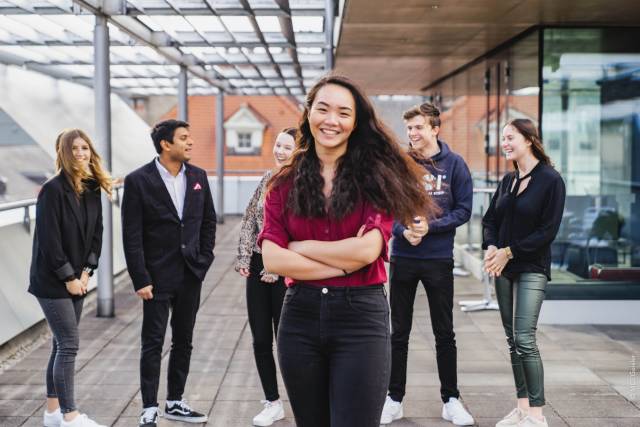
[482,162,566,280]
[121,160,217,293]
[29,174,103,299]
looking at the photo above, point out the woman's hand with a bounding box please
[260,271,279,283]
[80,271,90,294]
[65,278,86,296]
[484,247,509,277]
[238,267,250,278]
[484,245,498,261]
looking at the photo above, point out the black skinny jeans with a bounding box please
[388,257,460,404]
[38,297,84,414]
[277,284,390,427]
[140,268,201,408]
[246,252,286,402]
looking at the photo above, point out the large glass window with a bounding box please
[542,28,640,282]
[434,32,540,252]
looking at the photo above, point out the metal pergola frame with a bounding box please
[0,0,338,318]
[0,0,336,97]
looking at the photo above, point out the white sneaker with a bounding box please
[60,414,107,427]
[496,408,526,426]
[252,400,285,426]
[44,408,63,427]
[518,416,548,427]
[380,396,403,425]
[442,397,474,426]
[139,407,158,427]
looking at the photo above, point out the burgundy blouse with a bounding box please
[257,179,393,287]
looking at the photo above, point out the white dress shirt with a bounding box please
[155,158,187,219]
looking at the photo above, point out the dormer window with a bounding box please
[237,132,252,149]
[224,104,267,156]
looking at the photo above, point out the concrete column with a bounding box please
[216,91,225,223]
[94,14,114,317]
[178,65,188,121]
[325,0,334,70]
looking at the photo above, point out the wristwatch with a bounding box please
[83,267,94,277]
[504,246,514,260]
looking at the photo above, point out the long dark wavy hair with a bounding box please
[268,75,438,224]
[504,119,553,170]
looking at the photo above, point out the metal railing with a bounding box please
[458,187,500,312]
[0,198,37,233]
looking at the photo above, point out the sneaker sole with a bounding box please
[163,413,208,423]
[380,408,403,425]
[252,411,285,427]
[442,409,474,426]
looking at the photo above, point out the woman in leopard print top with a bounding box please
[235,127,296,426]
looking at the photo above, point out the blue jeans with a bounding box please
[37,297,84,413]
[495,272,547,406]
[277,284,390,427]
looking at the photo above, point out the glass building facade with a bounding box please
[426,27,640,293]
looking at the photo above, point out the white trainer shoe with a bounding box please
[518,416,548,427]
[44,408,63,427]
[380,396,403,425]
[442,397,475,426]
[252,400,285,426]
[60,414,106,427]
[496,408,526,426]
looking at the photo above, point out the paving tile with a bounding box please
[564,418,640,426]
[549,398,640,418]
[0,400,42,417]
[0,416,28,427]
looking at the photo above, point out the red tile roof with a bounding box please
[162,95,302,175]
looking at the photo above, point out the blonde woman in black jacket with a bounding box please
[29,129,111,427]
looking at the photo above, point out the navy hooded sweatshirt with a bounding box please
[392,140,473,260]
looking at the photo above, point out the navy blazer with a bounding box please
[29,174,103,299]
[121,160,217,294]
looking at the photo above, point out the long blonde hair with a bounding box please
[55,129,112,197]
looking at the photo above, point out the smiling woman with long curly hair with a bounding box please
[257,75,438,427]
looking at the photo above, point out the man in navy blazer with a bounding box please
[122,119,216,427]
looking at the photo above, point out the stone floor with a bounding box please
[1,217,639,426]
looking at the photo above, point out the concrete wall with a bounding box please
[0,64,156,179]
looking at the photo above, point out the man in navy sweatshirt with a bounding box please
[380,103,475,426]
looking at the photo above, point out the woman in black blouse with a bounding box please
[29,129,111,427]
[482,119,565,427]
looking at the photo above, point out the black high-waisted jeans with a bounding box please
[246,252,286,401]
[277,284,391,427]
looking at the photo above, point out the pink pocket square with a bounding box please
[193,182,202,191]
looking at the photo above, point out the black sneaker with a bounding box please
[139,407,158,427]
[164,400,208,423]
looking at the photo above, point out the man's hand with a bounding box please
[136,285,154,300]
[403,229,422,246]
[408,216,429,237]
[65,279,86,296]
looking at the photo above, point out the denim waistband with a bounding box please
[295,283,385,295]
